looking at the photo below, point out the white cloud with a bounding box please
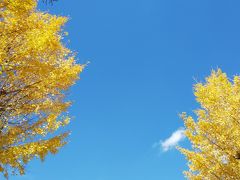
[153,128,185,152]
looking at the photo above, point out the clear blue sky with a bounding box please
[9,0,240,179]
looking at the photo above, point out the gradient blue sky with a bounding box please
[7,0,240,179]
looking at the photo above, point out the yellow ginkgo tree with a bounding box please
[0,0,82,178]
[179,69,240,179]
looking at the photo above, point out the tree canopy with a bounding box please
[0,0,82,178]
[179,69,240,179]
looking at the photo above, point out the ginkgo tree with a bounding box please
[179,69,240,179]
[0,0,82,178]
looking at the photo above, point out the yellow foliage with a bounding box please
[179,69,240,179]
[0,0,82,178]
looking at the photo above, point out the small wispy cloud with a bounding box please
[153,128,185,152]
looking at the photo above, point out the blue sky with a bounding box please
[7,0,240,179]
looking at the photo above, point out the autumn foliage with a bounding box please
[179,69,240,179]
[0,0,82,178]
